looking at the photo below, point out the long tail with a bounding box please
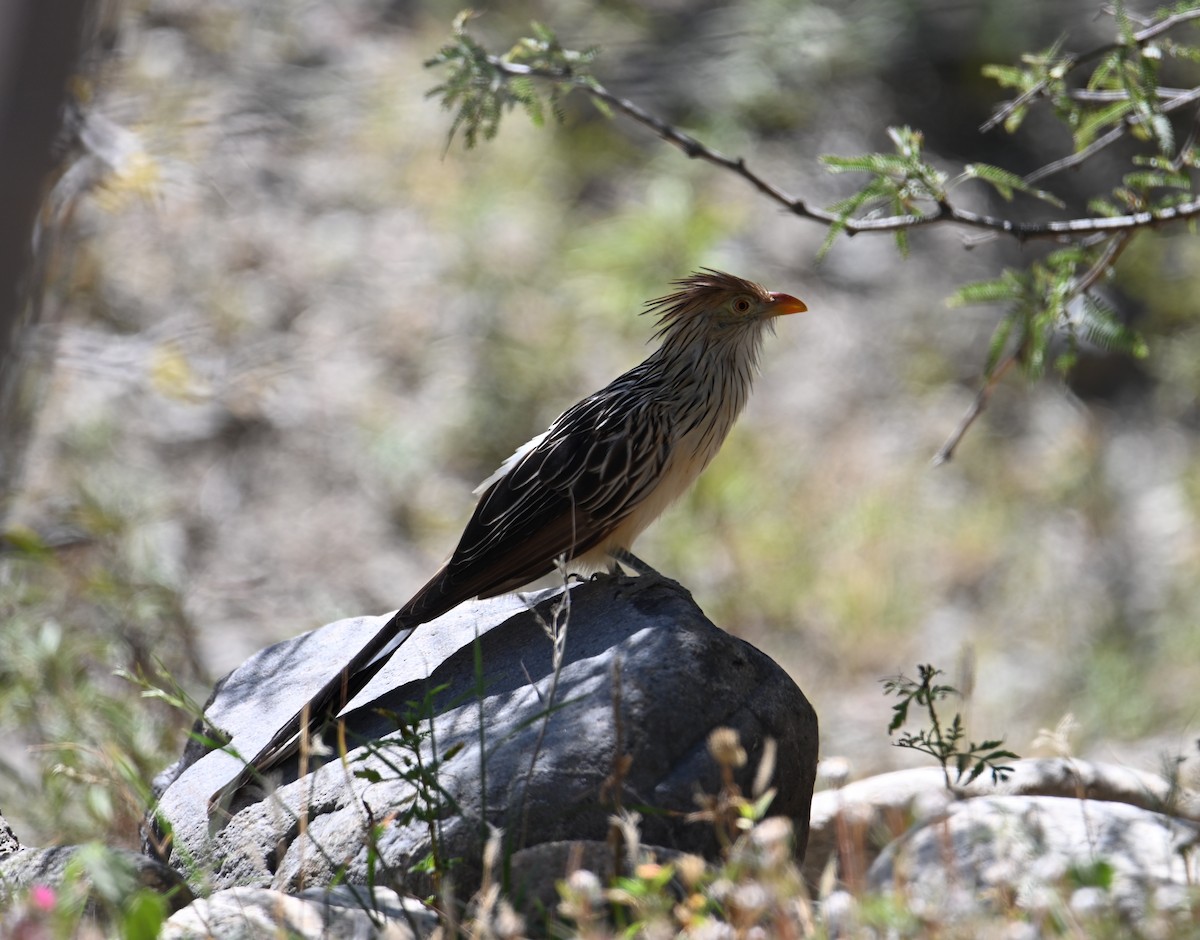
[208,570,464,815]
[248,608,415,768]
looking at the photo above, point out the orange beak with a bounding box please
[767,291,807,316]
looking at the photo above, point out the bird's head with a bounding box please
[645,269,806,343]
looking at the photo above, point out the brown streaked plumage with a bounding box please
[233,269,806,786]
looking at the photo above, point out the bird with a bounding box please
[229,269,806,793]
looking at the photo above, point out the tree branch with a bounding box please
[1024,85,1200,185]
[932,352,1017,467]
[492,57,1200,244]
[934,229,1137,466]
[981,6,1200,133]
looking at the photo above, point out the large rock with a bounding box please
[161,885,436,940]
[0,843,192,912]
[150,575,818,901]
[805,757,1200,886]
[0,811,19,859]
[867,795,1200,927]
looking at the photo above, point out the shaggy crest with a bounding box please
[644,268,773,338]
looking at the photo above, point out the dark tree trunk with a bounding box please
[0,0,92,520]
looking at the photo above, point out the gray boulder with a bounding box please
[161,885,436,939]
[805,757,1200,885]
[0,811,19,859]
[150,575,818,902]
[867,794,1200,927]
[0,842,192,912]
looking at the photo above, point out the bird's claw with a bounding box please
[606,549,687,596]
[608,549,656,577]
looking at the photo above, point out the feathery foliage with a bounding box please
[819,126,943,258]
[425,13,599,149]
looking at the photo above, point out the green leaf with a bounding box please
[1023,322,1051,379]
[0,525,52,559]
[825,178,894,216]
[816,220,847,260]
[982,311,1020,376]
[1055,348,1079,372]
[981,63,1032,91]
[1070,294,1149,357]
[745,788,777,822]
[1150,113,1175,155]
[424,17,601,150]
[887,125,925,159]
[1162,38,1200,64]
[1003,104,1030,134]
[1087,196,1123,217]
[1074,98,1135,150]
[998,310,1030,374]
[949,274,1024,307]
[1087,51,1121,92]
[530,20,557,45]
[1045,245,1089,269]
[1116,3,1136,45]
[580,76,613,118]
[121,891,169,940]
[821,153,910,176]
[1069,859,1116,890]
[963,163,1065,207]
[1122,170,1187,190]
[959,756,983,784]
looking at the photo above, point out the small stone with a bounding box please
[1069,886,1109,918]
[819,889,858,936]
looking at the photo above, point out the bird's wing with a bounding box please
[471,430,548,496]
[408,389,671,607]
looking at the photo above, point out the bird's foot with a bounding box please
[607,549,657,577]
[606,549,686,596]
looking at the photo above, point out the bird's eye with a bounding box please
[733,298,752,314]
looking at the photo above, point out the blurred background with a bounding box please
[3,0,1199,846]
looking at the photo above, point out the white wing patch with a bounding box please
[472,430,549,495]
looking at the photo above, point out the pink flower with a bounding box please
[29,884,56,912]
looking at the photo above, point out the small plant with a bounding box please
[558,728,812,938]
[883,663,1019,788]
[0,513,203,846]
[458,825,525,939]
[354,683,463,902]
[688,727,779,850]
